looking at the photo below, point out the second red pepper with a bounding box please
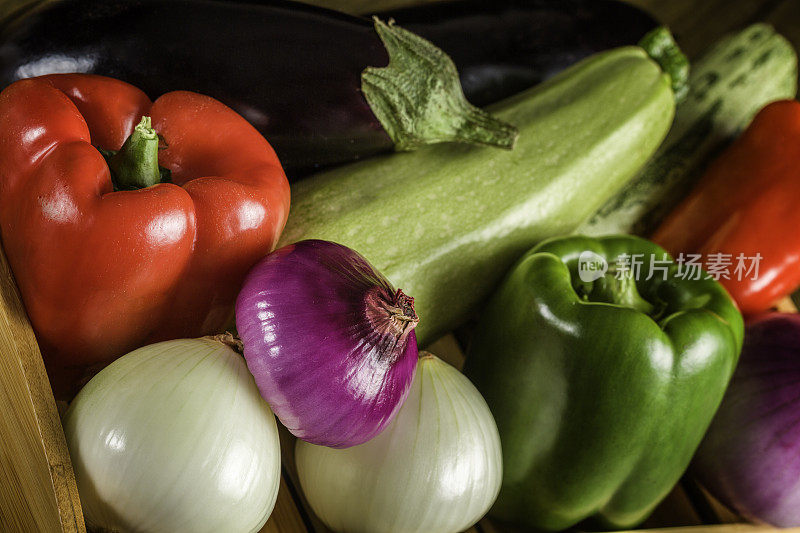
[652,100,800,314]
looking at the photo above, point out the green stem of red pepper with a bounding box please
[105,116,169,190]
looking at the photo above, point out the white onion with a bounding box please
[63,337,281,533]
[296,352,502,533]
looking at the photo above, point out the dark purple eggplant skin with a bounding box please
[0,0,656,177]
[380,0,658,108]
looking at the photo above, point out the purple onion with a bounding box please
[693,313,800,526]
[235,239,419,448]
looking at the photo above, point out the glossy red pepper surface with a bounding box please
[0,74,289,392]
[653,100,800,314]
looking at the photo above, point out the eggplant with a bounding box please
[379,0,658,108]
[0,0,656,176]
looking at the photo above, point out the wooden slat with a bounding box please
[627,526,800,533]
[426,334,467,370]
[0,243,84,533]
[630,0,788,58]
[694,484,746,525]
[704,496,743,526]
[642,485,704,528]
[279,425,330,533]
[773,295,798,313]
[259,475,309,533]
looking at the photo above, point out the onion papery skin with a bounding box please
[296,353,503,533]
[236,239,419,448]
[63,338,281,533]
[693,313,800,526]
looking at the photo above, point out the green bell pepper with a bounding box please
[463,235,743,531]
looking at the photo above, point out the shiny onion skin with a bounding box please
[63,338,282,533]
[693,313,800,526]
[296,353,502,533]
[235,239,419,448]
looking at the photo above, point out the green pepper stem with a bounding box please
[587,274,654,315]
[108,116,163,190]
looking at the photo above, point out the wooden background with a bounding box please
[1,0,799,532]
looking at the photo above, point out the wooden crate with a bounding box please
[3,0,800,531]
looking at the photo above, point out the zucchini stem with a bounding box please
[639,26,690,102]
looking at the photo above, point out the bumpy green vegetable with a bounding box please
[580,23,797,236]
[280,35,684,346]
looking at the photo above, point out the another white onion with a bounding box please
[296,352,502,533]
[63,337,281,533]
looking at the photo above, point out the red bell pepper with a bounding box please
[0,74,289,393]
[652,100,800,315]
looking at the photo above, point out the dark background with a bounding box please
[2,0,800,63]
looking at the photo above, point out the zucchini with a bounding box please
[280,33,684,346]
[580,24,798,237]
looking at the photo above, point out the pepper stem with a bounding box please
[586,273,654,316]
[362,17,518,151]
[639,27,690,103]
[107,116,164,190]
